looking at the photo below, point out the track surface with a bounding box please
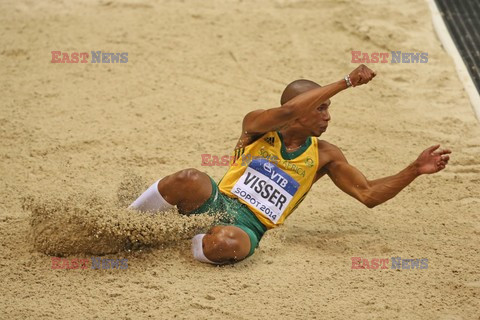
[435,0,480,93]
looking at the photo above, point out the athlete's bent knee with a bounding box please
[175,168,206,186]
[196,226,251,264]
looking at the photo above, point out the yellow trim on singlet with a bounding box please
[218,131,319,229]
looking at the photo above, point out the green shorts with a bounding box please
[189,177,267,257]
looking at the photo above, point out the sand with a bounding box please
[1,0,479,318]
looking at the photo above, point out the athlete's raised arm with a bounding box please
[323,144,451,208]
[242,64,376,136]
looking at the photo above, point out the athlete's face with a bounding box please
[298,99,331,137]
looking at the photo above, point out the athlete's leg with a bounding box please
[193,226,251,264]
[129,168,212,213]
[157,168,213,213]
[130,169,251,264]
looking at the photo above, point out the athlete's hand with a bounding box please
[349,64,376,87]
[414,145,451,175]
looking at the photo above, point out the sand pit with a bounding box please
[1,0,479,318]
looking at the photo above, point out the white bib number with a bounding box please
[231,158,299,224]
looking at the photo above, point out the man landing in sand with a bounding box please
[129,64,451,265]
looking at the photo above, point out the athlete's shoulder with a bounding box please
[316,139,340,152]
[316,139,346,161]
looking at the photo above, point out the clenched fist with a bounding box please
[349,64,376,87]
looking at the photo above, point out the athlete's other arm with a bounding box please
[242,65,376,136]
[323,144,451,208]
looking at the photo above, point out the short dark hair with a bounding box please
[280,79,321,105]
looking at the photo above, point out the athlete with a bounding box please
[128,64,451,264]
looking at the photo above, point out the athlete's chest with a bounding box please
[248,145,316,181]
[231,157,301,223]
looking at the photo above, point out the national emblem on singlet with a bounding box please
[218,131,319,229]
